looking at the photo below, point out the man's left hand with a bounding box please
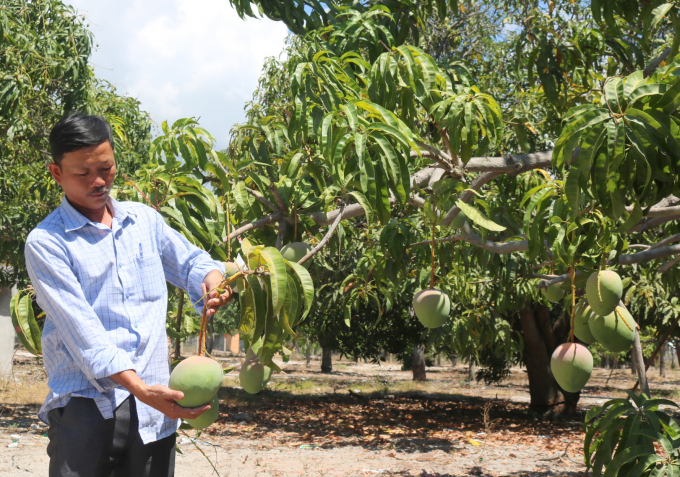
[202,269,233,316]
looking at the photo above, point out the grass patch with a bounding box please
[0,376,48,406]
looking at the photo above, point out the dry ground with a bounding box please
[1,351,679,476]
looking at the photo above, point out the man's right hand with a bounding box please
[111,369,211,420]
[136,384,211,420]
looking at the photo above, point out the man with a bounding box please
[25,113,232,477]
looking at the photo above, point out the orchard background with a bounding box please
[4,0,680,475]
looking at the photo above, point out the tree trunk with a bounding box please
[660,342,667,377]
[305,339,311,368]
[321,347,332,374]
[451,355,458,367]
[631,351,637,375]
[467,355,476,382]
[518,301,579,415]
[412,343,426,381]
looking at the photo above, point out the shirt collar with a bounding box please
[60,195,135,233]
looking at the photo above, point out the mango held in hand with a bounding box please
[240,349,272,394]
[413,289,451,328]
[573,300,597,344]
[585,270,623,316]
[169,356,223,408]
[224,261,244,293]
[281,242,312,269]
[186,393,219,430]
[541,283,565,303]
[550,343,593,393]
[589,306,636,353]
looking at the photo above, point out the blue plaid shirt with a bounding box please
[25,196,224,444]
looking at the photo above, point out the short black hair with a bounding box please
[49,112,114,164]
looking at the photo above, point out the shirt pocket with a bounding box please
[136,253,166,301]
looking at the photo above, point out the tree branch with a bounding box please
[626,214,680,233]
[659,254,680,274]
[438,129,462,168]
[650,232,680,250]
[457,221,529,254]
[409,234,464,248]
[298,203,346,265]
[644,47,672,77]
[465,150,553,173]
[246,187,277,212]
[269,183,287,212]
[440,172,502,227]
[220,211,284,244]
[618,243,680,265]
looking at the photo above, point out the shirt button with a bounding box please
[125,293,130,299]
[118,263,122,268]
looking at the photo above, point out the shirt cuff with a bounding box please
[81,347,136,394]
[188,260,226,315]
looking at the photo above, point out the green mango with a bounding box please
[186,393,219,430]
[585,270,623,316]
[550,343,593,393]
[413,289,451,328]
[169,356,223,408]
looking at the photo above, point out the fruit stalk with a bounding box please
[430,221,436,290]
[225,198,231,262]
[569,267,575,343]
[198,306,208,357]
[173,289,184,360]
[614,307,634,331]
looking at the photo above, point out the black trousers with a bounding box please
[47,396,175,477]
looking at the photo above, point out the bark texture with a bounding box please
[467,355,476,382]
[412,343,427,381]
[321,347,333,374]
[518,301,579,415]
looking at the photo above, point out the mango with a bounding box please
[186,393,219,430]
[573,300,597,344]
[589,306,636,353]
[541,283,564,303]
[585,270,623,316]
[240,351,273,394]
[224,261,244,293]
[169,356,223,408]
[550,342,593,393]
[281,242,312,269]
[413,289,451,328]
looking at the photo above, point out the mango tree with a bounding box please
[209,0,680,414]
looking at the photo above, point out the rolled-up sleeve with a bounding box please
[154,211,225,314]
[25,239,135,393]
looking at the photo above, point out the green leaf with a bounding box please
[615,202,643,233]
[285,260,314,320]
[602,445,659,477]
[455,200,506,232]
[349,191,373,225]
[259,247,288,318]
[11,291,40,356]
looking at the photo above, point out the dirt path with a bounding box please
[0,430,584,476]
[2,353,678,476]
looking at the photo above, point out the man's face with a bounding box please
[48,141,117,212]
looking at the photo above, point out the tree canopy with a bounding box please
[0,0,153,287]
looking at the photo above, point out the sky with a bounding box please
[68,0,289,149]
